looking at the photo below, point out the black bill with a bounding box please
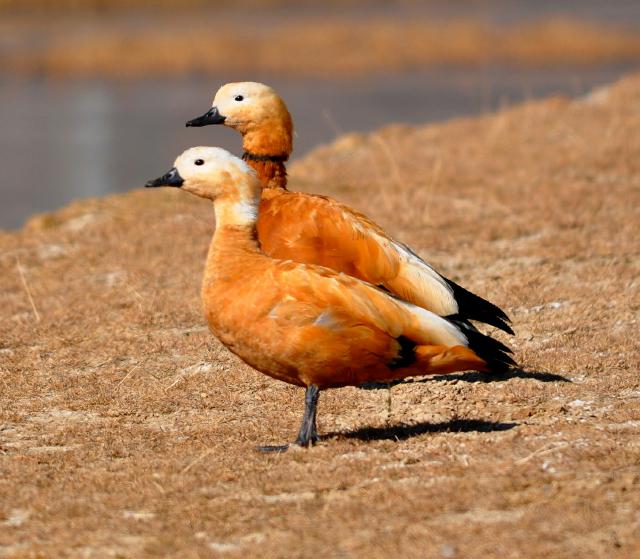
[185,107,226,127]
[145,167,184,188]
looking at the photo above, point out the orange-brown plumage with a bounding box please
[257,189,403,287]
[186,82,514,335]
[146,147,515,447]
[203,233,488,390]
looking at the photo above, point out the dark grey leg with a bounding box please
[294,385,320,447]
[257,385,321,453]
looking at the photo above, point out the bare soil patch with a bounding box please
[1,74,639,557]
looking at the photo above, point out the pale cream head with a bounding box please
[210,82,293,160]
[170,146,253,197]
[146,147,261,227]
[174,147,261,217]
[212,82,289,130]
[174,147,262,226]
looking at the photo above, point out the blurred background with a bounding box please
[1,0,639,229]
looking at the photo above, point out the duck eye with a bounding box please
[234,95,244,102]
[194,159,204,166]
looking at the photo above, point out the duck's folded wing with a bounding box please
[269,260,466,348]
[271,261,515,373]
[258,192,512,334]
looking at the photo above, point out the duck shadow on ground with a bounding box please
[328,418,518,443]
[359,368,570,391]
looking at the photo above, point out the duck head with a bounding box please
[186,82,293,158]
[145,146,261,209]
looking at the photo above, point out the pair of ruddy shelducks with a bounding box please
[146,82,515,450]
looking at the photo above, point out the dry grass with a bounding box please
[2,16,640,79]
[1,74,639,557]
[0,0,372,12]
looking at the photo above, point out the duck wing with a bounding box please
[269,260,515,375]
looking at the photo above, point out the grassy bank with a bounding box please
[1,74,639,557]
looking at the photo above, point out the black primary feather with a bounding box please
[444,277,514,335]
[446,315,516,374]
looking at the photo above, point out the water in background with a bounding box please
[0,64,635,229]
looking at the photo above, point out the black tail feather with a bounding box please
[445,278,514,335]
[447,316,517,374]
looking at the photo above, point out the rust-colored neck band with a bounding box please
[242,153,288,190]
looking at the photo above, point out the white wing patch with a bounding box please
[398,299,468,347]
[386,240,459,316]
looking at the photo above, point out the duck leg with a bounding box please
[294,385,321,447]
[257,385,320,453]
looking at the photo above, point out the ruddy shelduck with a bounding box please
[186,82,514,336]
[146,147,515,449]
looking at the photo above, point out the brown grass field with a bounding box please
[3,15,640,79]
[0,0,357,10]
[1,73,639,557]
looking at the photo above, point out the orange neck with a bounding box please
[212,223,261,257]
[204,220,262,288]
[242,153,288,191]
[241,118,292,191]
